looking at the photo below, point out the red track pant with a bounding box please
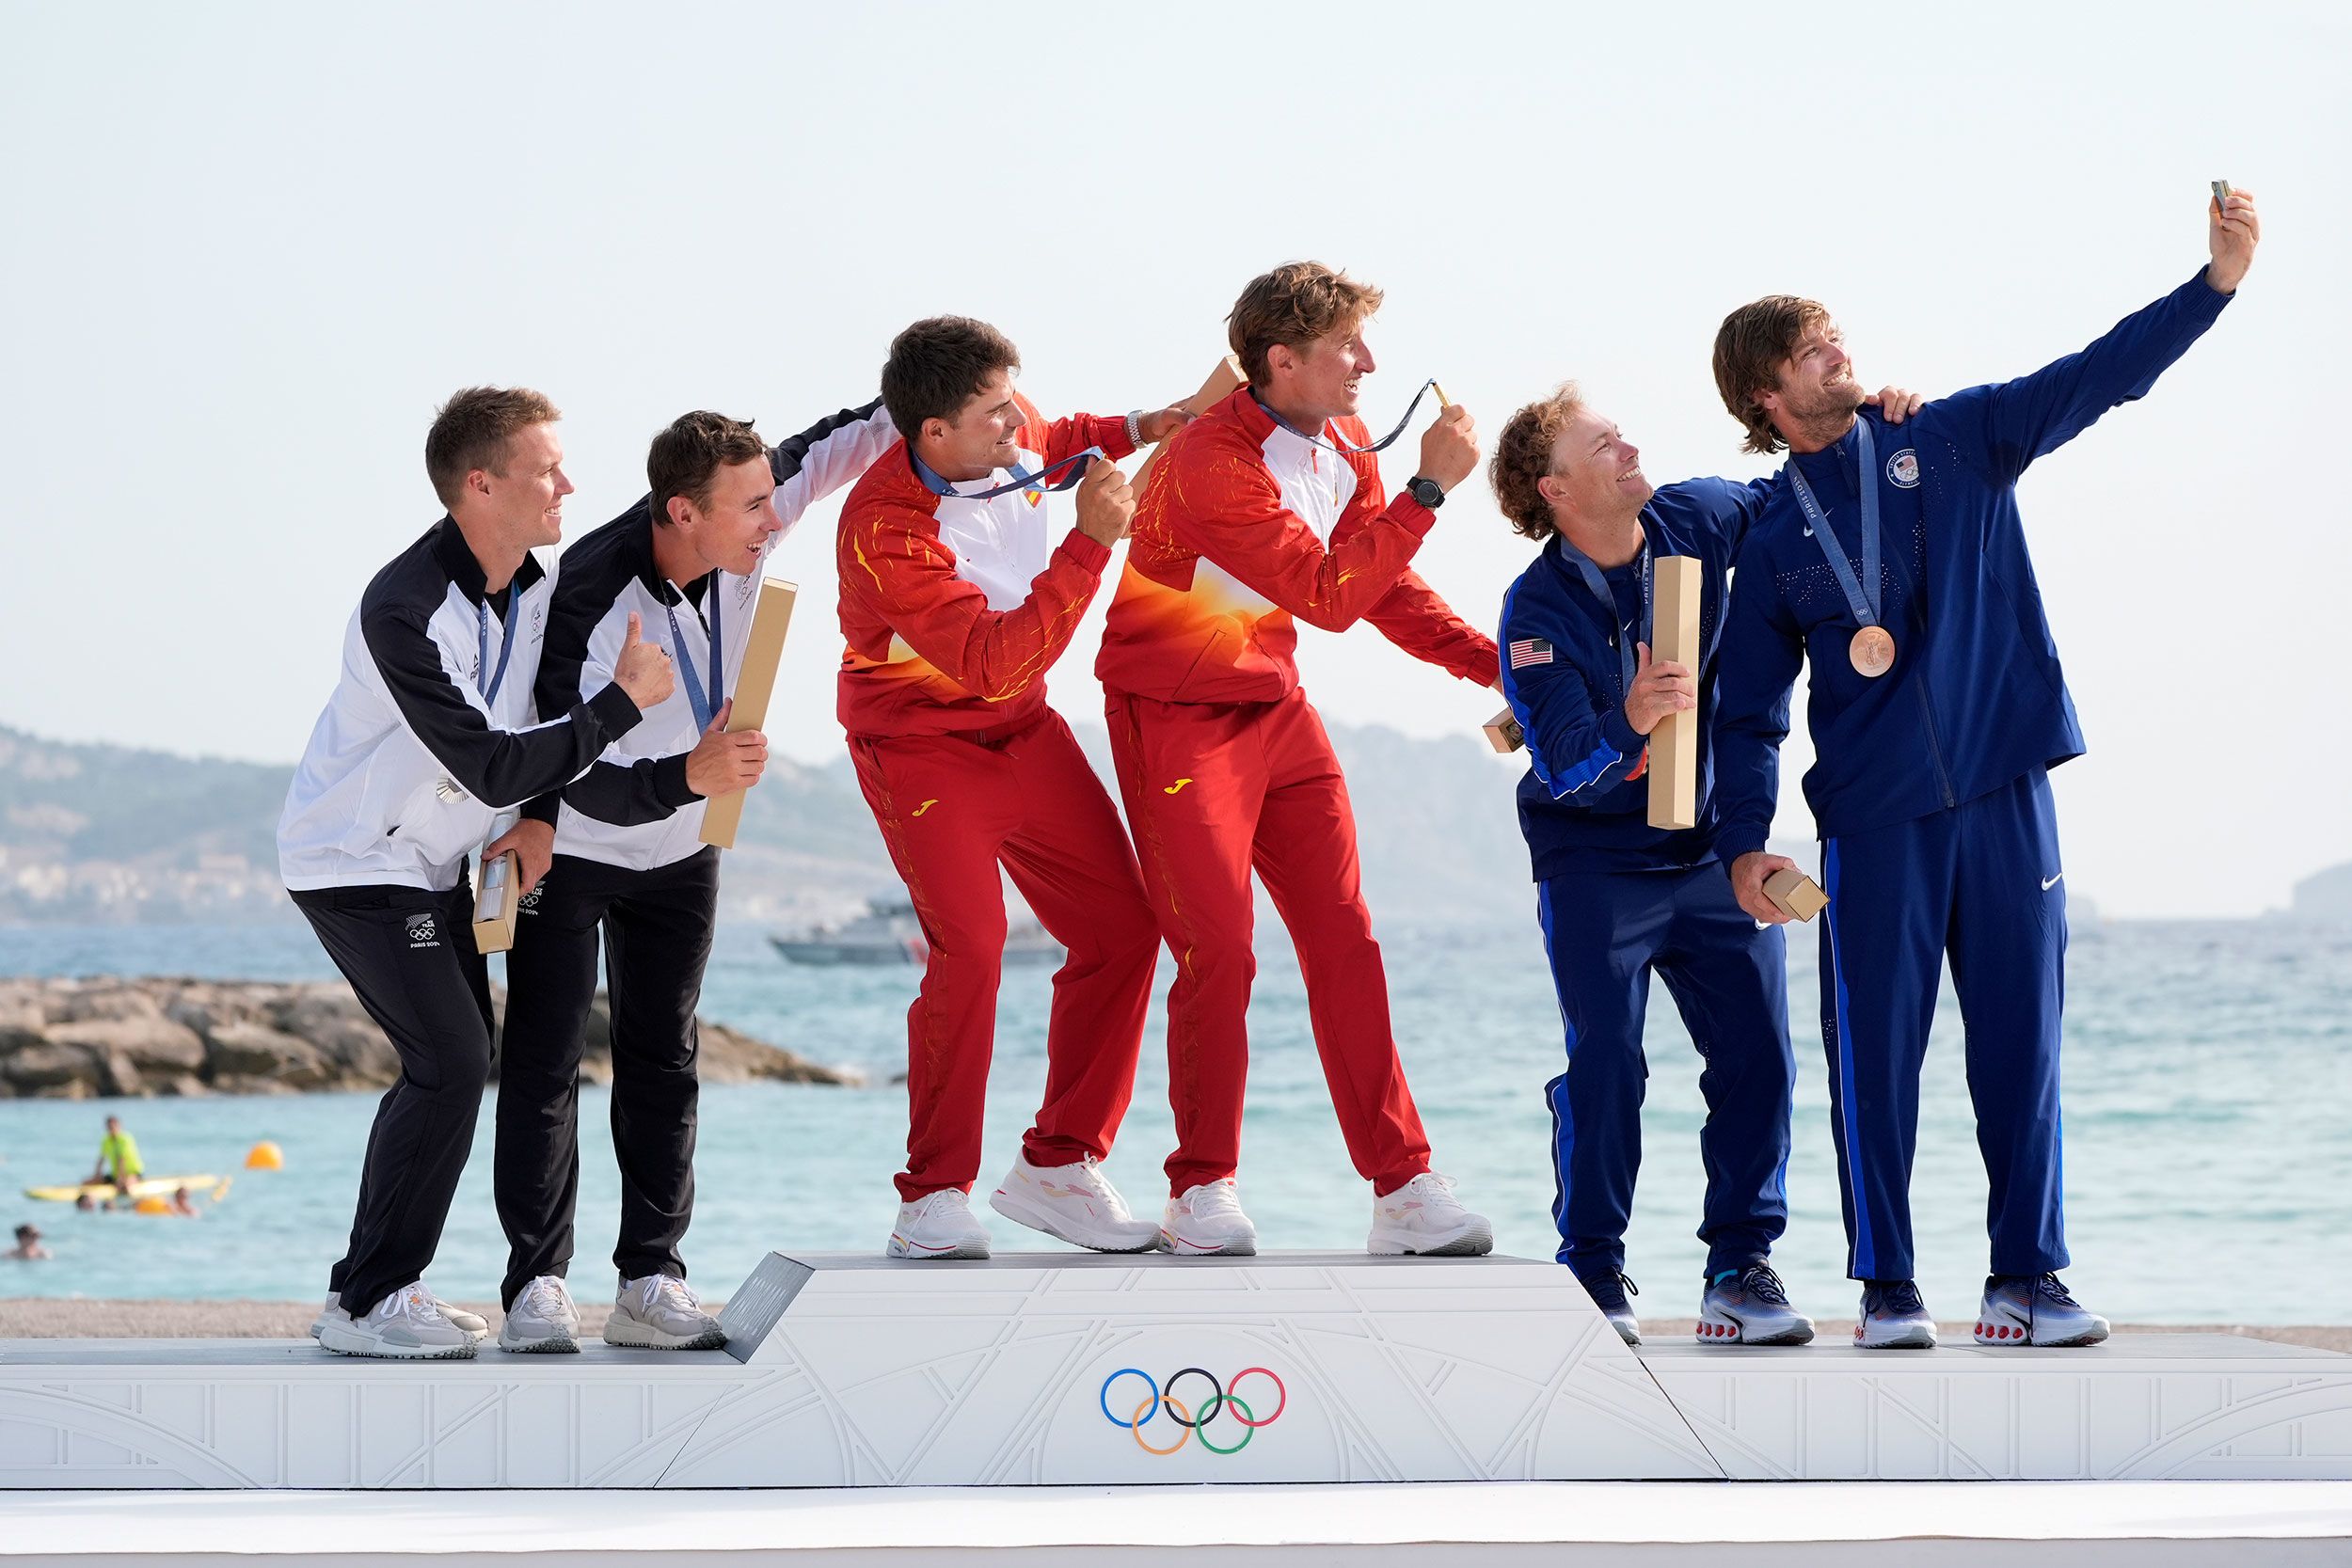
[1106,689,1434,1197]
[850,711,1160,1202]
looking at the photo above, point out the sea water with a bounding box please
[1,917,2345,1324]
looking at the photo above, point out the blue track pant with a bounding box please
[1819,767,2069,1283]
[1536,863,1794,1284]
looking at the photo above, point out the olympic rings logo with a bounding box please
[1097,1366,1286,1456]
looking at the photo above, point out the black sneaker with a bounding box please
[1578,1271,1641,1346]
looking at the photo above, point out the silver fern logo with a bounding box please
[405,913,438,945]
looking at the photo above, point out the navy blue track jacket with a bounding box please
[1499,478,1772,879]
[1711,270,2233,863]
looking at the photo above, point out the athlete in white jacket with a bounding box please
[278,387,673,1359]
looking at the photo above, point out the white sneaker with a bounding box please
[887,1189,992,1259]
[318,1281,477,1360]
[313,1291,485,1342]
[1161,1179,1258,1256]
[1368,1172,1494,1257]
[605,1275,727,1351]
[498,1274,581,1354]
[990,1153,1163,1253]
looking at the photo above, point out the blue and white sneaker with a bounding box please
[1977,1274,2109,1347]
[1855,1279,1937,1349]
[1578,1271,1641,1346]
[1697,1262,1815,1345]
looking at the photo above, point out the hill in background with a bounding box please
[0,720,1542,931]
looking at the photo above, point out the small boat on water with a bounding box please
[770,897,1063,967]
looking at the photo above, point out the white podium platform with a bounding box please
[3,1251,2348,1491]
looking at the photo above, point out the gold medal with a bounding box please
[1850,626,1896,677]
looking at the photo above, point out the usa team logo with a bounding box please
[1099,1366,1287,1456]
[1885,448,1920,488]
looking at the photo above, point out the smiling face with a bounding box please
[1264,314,1375,427]
[923,368,1026,481]
[1759,317,1864,435]
[674,456,781,577]
[477,421,573,551]
[1538,406,1653,525]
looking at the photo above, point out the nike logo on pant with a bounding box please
[2042,872,2063,891]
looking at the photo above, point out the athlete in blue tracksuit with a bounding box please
[1708,190,2260,1348]
[1489,387,1941,1347]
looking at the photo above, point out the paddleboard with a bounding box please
[24,1174,225,1203]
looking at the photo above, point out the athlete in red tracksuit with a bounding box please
[839,315,1191,1260]
[1093,262,1500,1257]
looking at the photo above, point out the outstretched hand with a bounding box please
[1134,405,1198,445]
[2208,185,2260,293]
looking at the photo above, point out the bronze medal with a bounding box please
[1850,625,1896,677]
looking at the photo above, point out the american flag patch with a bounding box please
[1508,638,1553,669]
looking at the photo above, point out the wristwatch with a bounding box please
[1406,476,1446,509]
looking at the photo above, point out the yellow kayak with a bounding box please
[24,1174,226,1203]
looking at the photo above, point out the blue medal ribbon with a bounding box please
[1786,420,1884,631]
[1554,533,1652,699]
[911,446,1104,501]
[1251,378,1442,457]
[475,582,520,705]
[662,586,724,734]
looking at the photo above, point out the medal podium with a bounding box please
[3,1250,2349,1490]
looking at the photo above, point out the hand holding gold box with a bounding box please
[1645,556,1702,832]
[472,850,519,953]
[1762,867,1829,923]
[698,578,797,850]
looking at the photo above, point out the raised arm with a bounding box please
[846,462,1131,703]
[1931,191,2256,486]
[770,399,898,529]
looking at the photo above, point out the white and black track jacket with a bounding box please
[522,400,894,871]
[278,519,643,892]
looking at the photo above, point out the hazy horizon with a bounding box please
[5,3,2345,918]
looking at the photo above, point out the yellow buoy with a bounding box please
[244,1141,284,1171]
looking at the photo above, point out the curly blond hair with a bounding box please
[1488,384,1587,541]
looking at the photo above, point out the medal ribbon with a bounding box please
[475,582,520,705]
[662,586,724,734]
[911,446,1104,500]
[1251,378,1443,457]
[1787,420,1883,630]
[1555,533,1652,698]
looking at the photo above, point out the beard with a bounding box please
[1787,372,1866,425]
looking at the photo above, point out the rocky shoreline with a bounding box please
[0,976,856,1098]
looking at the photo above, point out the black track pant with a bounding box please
[495,847,717,1309]
[292,880,493,1320]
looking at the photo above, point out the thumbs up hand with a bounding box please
[612,610,675,709]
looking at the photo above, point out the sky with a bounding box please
[3,3,2345,917]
